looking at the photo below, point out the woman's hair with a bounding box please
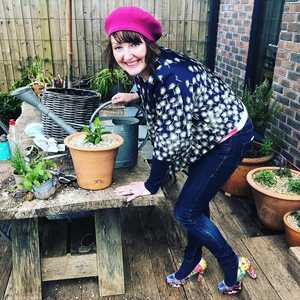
[105,31,161,75]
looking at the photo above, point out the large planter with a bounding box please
[283,211,300,247]
[64,132,123,190]
[246,167,300,230]
[222,153,273,197]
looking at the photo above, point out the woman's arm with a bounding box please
[111,92,139,105]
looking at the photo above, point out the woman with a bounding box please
[105,6,256,295]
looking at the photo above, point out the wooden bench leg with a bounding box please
[95,208,125,296]
[11,218,42,300]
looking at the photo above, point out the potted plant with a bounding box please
[222,80,281,197]
[246,167,300,230]
[90,68,132,101]
[22,156,57,200]
[10,146,28,185]
[283,210,300,247]
[64,117,123,190]
[222,137,274,197]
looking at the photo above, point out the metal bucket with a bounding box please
[102,117,140,168]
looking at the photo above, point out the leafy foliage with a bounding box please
[10,146,28,175]
[10,57,53,90]
[254,170,277,187]
[259,137,274,156]
[288,178,300,195]
[242,80,282,135]
[90,68,132,99]
[83,117,106,145]
[22,157,57,192]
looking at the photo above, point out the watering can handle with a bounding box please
[88,100,148,150]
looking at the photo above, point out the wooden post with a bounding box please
[11,218,42,300]
[66,0,73,88]
[95,209,125,296]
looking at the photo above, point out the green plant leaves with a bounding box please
[83,116,105,145]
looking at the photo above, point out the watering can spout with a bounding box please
[10,86,77,135]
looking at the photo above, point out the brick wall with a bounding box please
[271,0,300,168]
[215,0,254,93]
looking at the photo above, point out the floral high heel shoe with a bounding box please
[218,257,257,295]
[166,258,207,287]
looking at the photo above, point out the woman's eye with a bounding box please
[114,46,122,50]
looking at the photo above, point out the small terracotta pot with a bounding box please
[222,153,273,198]
[247,167,300,230]
[283,211,300,247]
[64,132,123,190]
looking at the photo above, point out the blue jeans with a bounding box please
[174,119,254,286]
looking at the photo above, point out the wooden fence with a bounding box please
[0,0,210,91]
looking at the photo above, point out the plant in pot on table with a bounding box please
[64,116,123,190]
[246,166,300,231]
[222,79,282,198]
[10,146,28,186]
[21,155,57,200]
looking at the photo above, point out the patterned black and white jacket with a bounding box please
[134,48,248,193]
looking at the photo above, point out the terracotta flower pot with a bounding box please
[283,211,300,247]
[64,132,123,190]
[247,167,300,230]
[222,153,273,198]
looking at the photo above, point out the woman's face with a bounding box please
[111,35,148,77]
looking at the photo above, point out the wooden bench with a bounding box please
[0,156,164,300]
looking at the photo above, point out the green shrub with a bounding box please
[254,170,277,187]
[287,178,300,195]
[242,79,282,135]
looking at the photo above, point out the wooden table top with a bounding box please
[0,156,165,221]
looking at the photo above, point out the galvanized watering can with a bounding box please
[10,86,147,168]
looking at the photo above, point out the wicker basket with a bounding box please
[41,88,100,142]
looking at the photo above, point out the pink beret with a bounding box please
[104,6,162,42]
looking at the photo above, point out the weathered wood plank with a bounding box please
[120,206,162,300]
[39,218,68,257]
[288,247,300,284]
[0,156,164,220]
[41,253,97,281]
[244,235,300,300]
[95,208,124,296]
[0,241,12,300]
[11,218,42,300]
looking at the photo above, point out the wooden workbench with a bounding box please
[0,156,164,300]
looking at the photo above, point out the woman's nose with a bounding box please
[123,49,133,61]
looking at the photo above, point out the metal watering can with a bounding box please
[10,86,147,168]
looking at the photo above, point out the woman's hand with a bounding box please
[114,181,151,202]
[111,92,139,105]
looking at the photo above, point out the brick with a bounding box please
[290,101,300,110]
[296,112,300,122]
[287,117,300,131]
[277,94,291,106]
[273,83,283,94]
[281,32,293,41]
[289,147,300,160]
[284,90,298,99]
[288,71,300,81]
[291,53,300,63]
[285,135,298,148]
[294,35,300,43]
[279,122,292,134]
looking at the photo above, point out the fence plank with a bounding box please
[38,0,53,74]
[0,0,210,91]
